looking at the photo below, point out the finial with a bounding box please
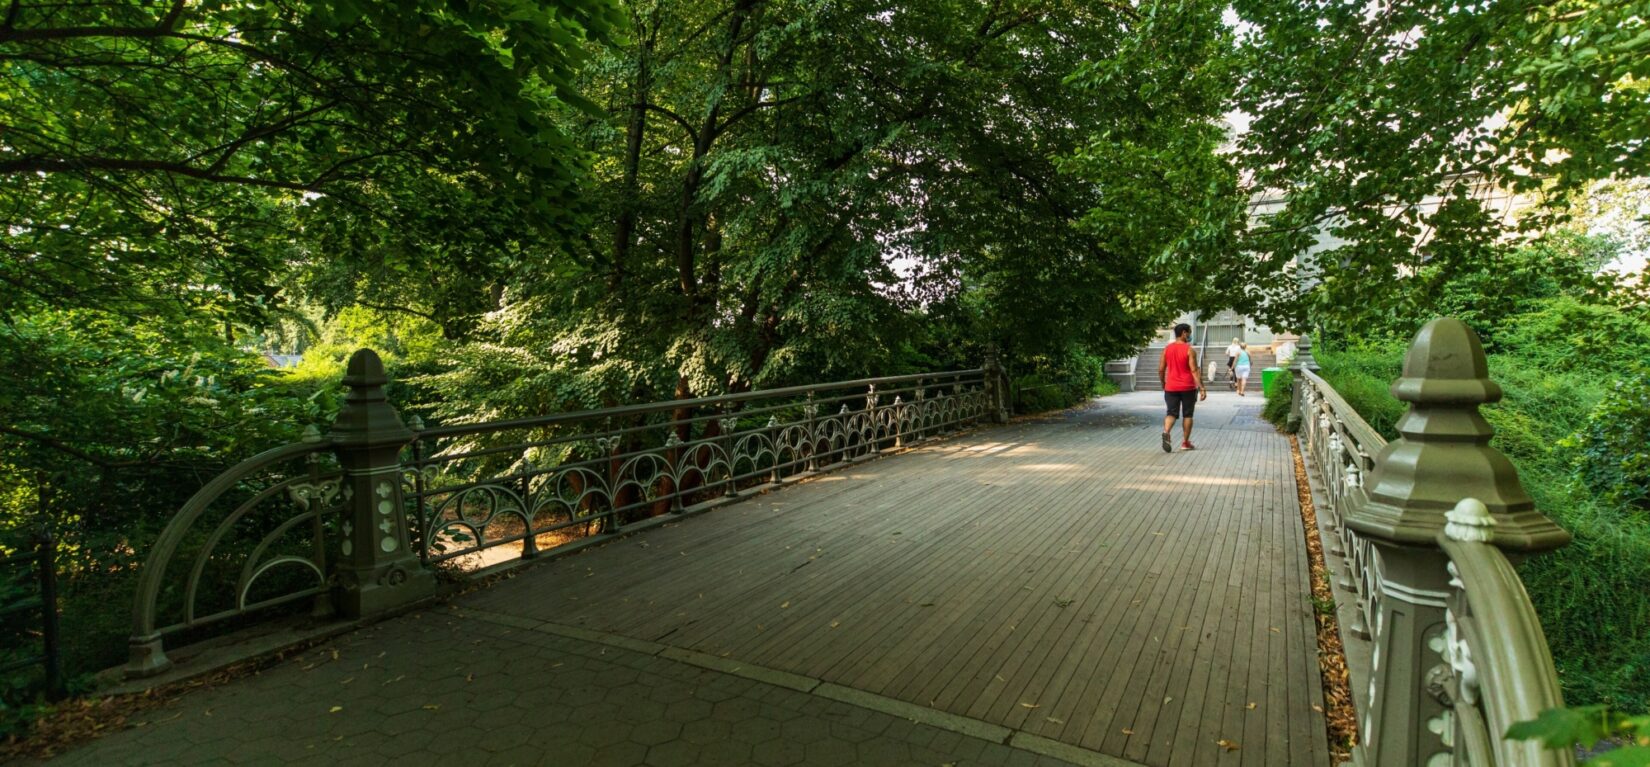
[1444,498,1496,543]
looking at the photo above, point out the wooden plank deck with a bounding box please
[466,392,1331,767]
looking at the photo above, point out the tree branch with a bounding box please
[0,156,326,191]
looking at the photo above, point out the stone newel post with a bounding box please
[1346,319,1568,766]
[329,349,436,617]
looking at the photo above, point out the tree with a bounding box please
[447,0,1241,422]
[1230,0,1650,333]
[0,0,623,332]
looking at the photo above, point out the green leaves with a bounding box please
[1232,0,1650,333]
[1508,706,1650,765]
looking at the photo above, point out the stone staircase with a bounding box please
[1131,346,1275,392]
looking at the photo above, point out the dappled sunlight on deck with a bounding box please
[468,392,1329,767]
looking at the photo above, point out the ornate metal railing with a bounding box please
[126,438,345,675]
[404,370,993,566]
[1291,319,1573,766]
[127,350,1008,677]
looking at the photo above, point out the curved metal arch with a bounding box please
[238,556,327,611]
[131,441,331,642]
[182,473,317,625]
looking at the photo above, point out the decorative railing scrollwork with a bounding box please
[127,435,344,676]
[1291,319,1573,766]
[404,370,990,565]
[129,353,1002,677]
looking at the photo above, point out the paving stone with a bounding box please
[43,567,1088,767]
[644,739,701,767]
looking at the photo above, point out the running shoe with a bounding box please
[1181,441,1196,451]
[1161,432,1172,453]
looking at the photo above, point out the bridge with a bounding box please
[47,321,1571,766]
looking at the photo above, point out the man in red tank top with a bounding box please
[1158,323,1207,452]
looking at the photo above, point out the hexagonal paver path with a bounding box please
[43,603,1087,766]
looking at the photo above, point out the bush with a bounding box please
[1010,348,1117,414]
[1565,369,1650,512]
[1262,369,1295,431]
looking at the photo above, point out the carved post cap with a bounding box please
[1391,318,1502,407]
[329,349,413,447]
[1350,319,1569,553]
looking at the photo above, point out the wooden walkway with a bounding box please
[468,392,1330,767]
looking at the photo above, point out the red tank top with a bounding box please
[1164,342,1197,392]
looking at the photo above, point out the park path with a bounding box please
[46,392,1328,767]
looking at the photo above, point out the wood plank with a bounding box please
[458,394,1330,767]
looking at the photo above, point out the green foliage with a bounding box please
[1261,369,1294,431]
[1508,706,1650,766]
[1231,0,1650,332]
[0,310,361,683]
[1565,369,1650,512]
[1,0,621,329]
[1010,350,1119,415]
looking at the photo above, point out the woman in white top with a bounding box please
[1234,343,1253,396]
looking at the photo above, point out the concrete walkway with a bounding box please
[45,391,1326,767]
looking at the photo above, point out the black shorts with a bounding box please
[1165,390,1197,418]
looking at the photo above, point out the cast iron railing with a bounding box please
[405,370,991,565]
[1293,319,1573,766]
[0,531,63,699]
[127,352,1008,676]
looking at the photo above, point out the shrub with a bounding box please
[1565,369,1650,512]
[1262,369,1295,431]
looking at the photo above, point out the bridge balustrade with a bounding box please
[1292,318,1575,766]
[125,351,1009,677]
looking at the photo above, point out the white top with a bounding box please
[1225,343,1242,358]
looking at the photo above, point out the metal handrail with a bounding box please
[406,370,991,565]
[127,360,1003,677]
[1436,499,1572,767]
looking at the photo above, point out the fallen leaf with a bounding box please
[1020,702,1040,709]
[1246,702,1257,710]
[1122,728,1135,736]
[1053,598,1074,608]
[1269,627,1280,633]
[1045,717,1065,725]
[780,601,790,609]
[1217,739,1240,751]
[422,705,440,711]
[830,620,841,629]
[329,706,343,714]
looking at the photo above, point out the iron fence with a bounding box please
[127,358,1004,677]
[0,531,63,700]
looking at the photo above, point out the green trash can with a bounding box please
[1261,367,1284,398]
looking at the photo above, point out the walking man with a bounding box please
[1159,323,1207,452]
